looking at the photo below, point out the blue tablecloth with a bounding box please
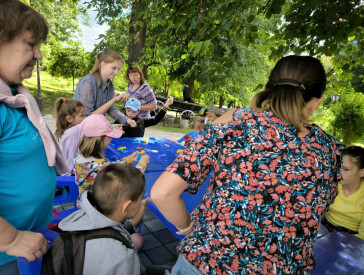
[106,137,211,239]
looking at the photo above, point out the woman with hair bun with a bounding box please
[152,55,343,274]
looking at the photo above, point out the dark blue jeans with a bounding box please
[171,254,202,275]
[0,260,20,275]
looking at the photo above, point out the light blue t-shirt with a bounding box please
[0,101,56,265]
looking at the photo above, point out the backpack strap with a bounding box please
[84,227,132,249]
[41,227,132,275]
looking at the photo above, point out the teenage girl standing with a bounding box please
[73,49,136,127]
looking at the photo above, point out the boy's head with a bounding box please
[93,163,145,221]
[124,97,141,118]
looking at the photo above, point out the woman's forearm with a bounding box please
[151,171,191,229]
[93,98,117,115]
[0,217,17,251]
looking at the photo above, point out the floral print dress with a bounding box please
[73,155,145,200]
[166,108,343,274]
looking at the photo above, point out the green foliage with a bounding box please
[351,65,364,94]
[22,0,89,68]
[87,0,278,106]
[331,92,364,145]
[267,0,363,69]
[48,41,91,91]
[23,71,75,117]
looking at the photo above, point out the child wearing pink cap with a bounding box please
[73,113,149,251]
[73,114,149,197]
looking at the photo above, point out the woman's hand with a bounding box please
[126,118,137,127]
[113,92,125,103]
[164,97,174,108]
[5,231,48,262]
[119,93,131,102]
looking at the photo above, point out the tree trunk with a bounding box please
[186,79,194,101]
[128,0,146,66]
[163,71,169,96]
[219,95,224,108]
[227,100,235,108]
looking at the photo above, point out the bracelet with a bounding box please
[162,106,169,112]
[176,221,195,235]
[138,161,147,168]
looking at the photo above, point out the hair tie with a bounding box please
[273,79,306,90]
[62,98,67,102]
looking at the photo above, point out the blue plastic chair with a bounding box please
[53,176,78,208]
[17,229,59,275]
[53,176,78,224]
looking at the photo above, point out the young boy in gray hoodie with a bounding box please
[59,163,150,275]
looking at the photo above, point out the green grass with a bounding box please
[149,124,193,134]
[23,71,75,117]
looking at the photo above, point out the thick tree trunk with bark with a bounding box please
[186,79,194,101]
[219,95,224,108]
[128,0,146,66]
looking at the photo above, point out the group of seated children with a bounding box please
[52,96,364,273]
[55,96,173,175]
[51,96,180,273]
[54,96,171,252]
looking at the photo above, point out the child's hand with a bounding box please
[139,154,149,165]
[131,198,151,226]
[119,93,131,102]
[164,97,174,108]
[129,151,140,162]
[127,118,137,127]
[124,151,140,165]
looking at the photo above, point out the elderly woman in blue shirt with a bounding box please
[0,1,67,273]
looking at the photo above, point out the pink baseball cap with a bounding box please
[79,114,123,138]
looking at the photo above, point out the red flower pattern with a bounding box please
[166,108,343,274]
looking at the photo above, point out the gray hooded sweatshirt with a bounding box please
[59,191,143,275]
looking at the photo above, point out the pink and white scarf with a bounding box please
[0,78,67,175]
